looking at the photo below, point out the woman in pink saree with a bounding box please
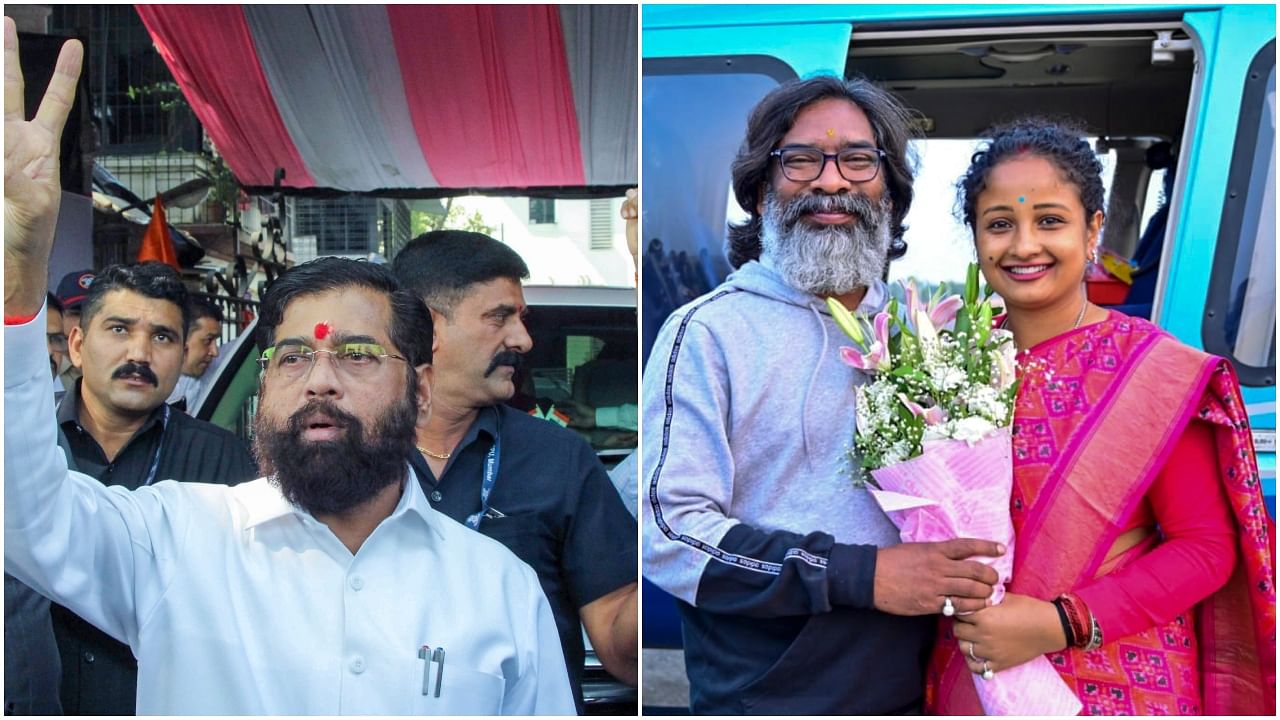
[926,119,1275,715]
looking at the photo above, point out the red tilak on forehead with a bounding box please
[314,322,331,340]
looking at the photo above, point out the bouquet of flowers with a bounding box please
[828,264,1081,716]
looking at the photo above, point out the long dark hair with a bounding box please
[727,74,920,268]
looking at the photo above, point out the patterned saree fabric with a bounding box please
[135,4,638,193]
[928,312,1276,715]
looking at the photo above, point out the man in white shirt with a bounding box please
[166,296,223,410]
[2,24,575,715]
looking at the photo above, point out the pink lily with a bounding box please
[840,311,893,372]
[901,280,963,331]
[928,295,963,329]
[898,393,947,425]
[903,280,923,323]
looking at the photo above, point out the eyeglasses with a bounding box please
[257,342,408,380]
[46,333,68,352]
[769,146,887,183]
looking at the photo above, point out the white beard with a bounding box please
[759,190,893,296]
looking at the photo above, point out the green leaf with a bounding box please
[965,263,980,306]
[977,302,993,345]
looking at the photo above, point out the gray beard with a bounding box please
[759,189,893,296]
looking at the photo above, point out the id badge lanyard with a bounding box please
[142,405,171,487]
[464,412,502,530]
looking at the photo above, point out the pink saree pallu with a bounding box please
[926,314,1276,716]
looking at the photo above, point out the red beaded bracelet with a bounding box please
[1057,593,1090,649]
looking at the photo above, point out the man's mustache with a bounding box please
[484,350,525,378]
[777,191,881,228]
[111,362,159,386]
[288,398,360,433]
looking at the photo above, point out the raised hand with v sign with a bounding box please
[4,16,83,317]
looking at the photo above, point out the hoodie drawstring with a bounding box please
[800,303,828,472]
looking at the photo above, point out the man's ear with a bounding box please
[67,324,85,370]
[415,363,434,427]
[428,308,446,356]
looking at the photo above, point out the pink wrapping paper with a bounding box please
[868,429,1082,716]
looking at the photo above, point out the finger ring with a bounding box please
[968,642,980,662]
[942,596,955,617]
[982,660,995,680]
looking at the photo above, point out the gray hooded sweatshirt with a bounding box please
[641,260,934,715]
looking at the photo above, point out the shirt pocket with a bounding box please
[405,657,506,715]
[480,514,556,570]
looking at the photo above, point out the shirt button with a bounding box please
[349,575,364,591]
[83,651,95,663]
[349,657,365,674]
[429,490,443,503]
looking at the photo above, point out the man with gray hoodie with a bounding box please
[641,75,1004,715]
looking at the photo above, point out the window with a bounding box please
[589,198,614,250]
[529,197,556,224]
[1203,41,1276,386]
[641,55,796,360]
[511,304,637,463]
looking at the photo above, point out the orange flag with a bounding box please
[137,194,180,269]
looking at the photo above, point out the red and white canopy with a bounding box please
[136,5,636,196]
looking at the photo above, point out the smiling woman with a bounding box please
[928,118,1275,716]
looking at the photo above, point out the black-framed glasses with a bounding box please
[257,342,408,381]
[769,146,886,183]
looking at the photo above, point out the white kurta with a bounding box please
[4,306,575,715]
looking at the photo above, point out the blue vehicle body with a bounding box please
[641,1,1276,687]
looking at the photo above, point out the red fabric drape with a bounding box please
[387,5,585,188]
[135,5,314,189]
[137,196,179,269]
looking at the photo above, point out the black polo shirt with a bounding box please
[47,381,256,715]
[410,404,637,713]
[58,384,167,490]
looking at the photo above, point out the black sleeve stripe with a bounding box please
[647,288,828,576]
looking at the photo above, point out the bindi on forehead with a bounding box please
[313,322,331,340]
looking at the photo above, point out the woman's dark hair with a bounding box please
[727,74,920,268]
[257,257,433,367]
[81,262,190,337]
[959,118,1106,231]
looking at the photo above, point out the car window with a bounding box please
[641,57,795,361]
[1203,41,1276,386]
[511,304,637,465]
